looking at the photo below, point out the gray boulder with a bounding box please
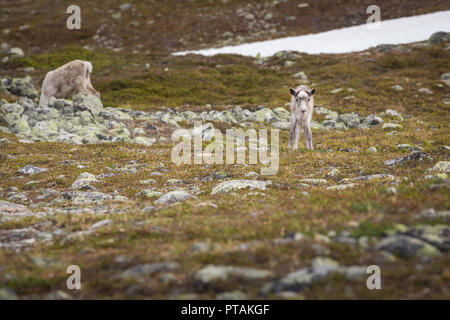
[133,136,156,147]
[216,291,247,300]
[211,180,271,194]
[0,76,38,99]
[403,224,449,252]
[384,152,428,167]
[376,235,441,258]
[441,73,450,87]
[0,200,31,218]
[73,93,103,116]
[261,257,340,294]
[361,114,384,127]
[0,288,19,300]
[194,265,272,284]
[120,262,179,279]
[352,174,394,181]
[338,113,361,128]
[60,191,127,204]
[428,32,450,45]
[155,191,193,205]
[70,172,99,190]
[18,165,48,175]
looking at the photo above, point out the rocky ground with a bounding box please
[0,0,449,55]
[0,1,449,300]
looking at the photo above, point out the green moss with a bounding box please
[99,59,289,108]
[6,274,65,293]
[6,46,123,73]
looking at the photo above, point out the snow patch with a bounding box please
[174,10,450,57]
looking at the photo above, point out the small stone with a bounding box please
[111,12,122,20]
[338,113,360,128]
[353,174,394,181]
[376,235,441,258]
[140,179,157,185]
[44,290,73,300]
[244,13,255,20]
[90,219,113,230]
[396,144,424,152]
[0,200,31,218]
[327,169,341,178]
[367,146,377,153]
[261,257,340,294]
[418,209,450,220]
[284,61,295,68]
[133,136,156,147]
[299,179,327,185]
[428,31,450,44]
[384,152,428,167]
[418,88,433,95]
[211,180,271,194]
[293,71,308,80]
[284,232,305,241]
[385,109,403,121]
[132,127,146,135]
[191,242,209,252]
[139,189,163,199]
[0,288,18,300]
[430,161,450,174]
[18,165,48,175]
[264,12,273,20]
[121,262,179,279]
[216,291,247,300]
[326,184,356,191]
[381,123,402,130]
[440,73,450,87]
[361,115,384,127]
[73,93,103,116]
[59,191,126,204]
[9,47,25,57]
[386,186,397,196]
[155,191,193,205]
[71,172,99,190]
[343,266,367,281]
[119,3,133,11]
[330,88,343,94]
[194,265,272,284]
[160,273,177,285]
[392,85,404,91]
[314,234,330,243]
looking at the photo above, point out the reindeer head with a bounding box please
[290,87,316,112]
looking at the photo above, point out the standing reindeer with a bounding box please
[288,85,316,150]
[39,60,100,107]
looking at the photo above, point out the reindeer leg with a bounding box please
[294,117,301,150]
[289,115,296,149]
[86,74,100,97]
[74,77,92,96]
[304,123,310,150]
[87,83,100,97]
[39,92,49,107]
[304,120,313,150]
[39,86,57,107]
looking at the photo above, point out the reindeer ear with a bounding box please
[290,88,297,96]
[309,88,316,96]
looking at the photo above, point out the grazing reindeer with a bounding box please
[288,85,316,150]
[39,60,100,107]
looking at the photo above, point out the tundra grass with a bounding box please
[0,38,449,299]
